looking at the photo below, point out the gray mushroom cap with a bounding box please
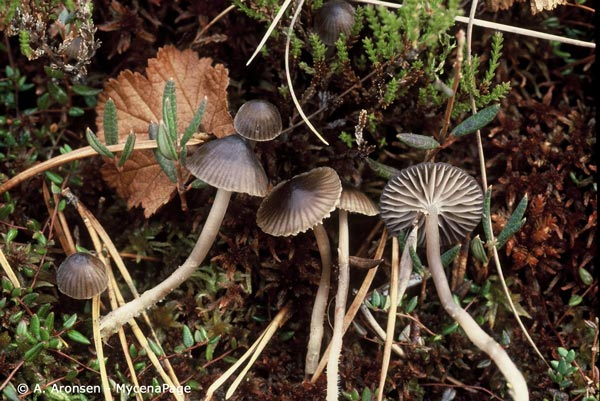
[379,162,484,245]
[56,252,108,300]
[257,167,342,236]
[185,135,268,197]
[314,0,356,46]
[234,100,283,141]
[339,184,379,216]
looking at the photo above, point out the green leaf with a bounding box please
[103,99,119,146]
[150,122,178,183]
[482,187,493,243]
[68,107,85,117]
[181,97,207,147]
[62,313,77,329]
[496,194,528,249]
[568,294,583,306]
[30,314,41,340]
[441,244,461,268]
[71,84,102,96]
[47,82,68,104]
[578,267,593,285]
[2,383,21,401]
[86,128,114,158]
[182,325,194,348]
[397,133,440,149]
[24,342,44,361]
[408,246,424,271]
[67,329,91,345]
[451,104,500,137]
[366,158,401,180]
[162,80,177,142]
[157,121,178,160]
[470,235,489,264]
[148,338,163,356]
[44,171,63,185]
[118,133,136,167]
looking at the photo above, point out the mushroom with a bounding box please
[379,162,528,401]
[56,251,111,397]
[327,184,378,400]
[234,99,283,142]
[256,167,342,379]
[314,0,356,46]
[57,252,108,299]
[100,135,268,337]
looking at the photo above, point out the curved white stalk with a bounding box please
[327,210,350,400]
[100,189,232,337]
[425,214,529,401]
[305,223,332,378]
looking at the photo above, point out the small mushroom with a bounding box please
[257,167,342,379]
[327,184,378,400]
[314,0,356,46]
[380,162,528,401]
[100,135,268,337]
[234,100,283,142]
[57,252,108,299]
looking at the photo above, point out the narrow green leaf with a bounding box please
[182,325,194,348]
[470,235,489,264]
[366,158,401,180]
[482,187,493,243]
[103,99,118,146]
[162,80,177,142]
[68,107,85,117]
[44,171,63,185]
[150,122,178,183]
[71,84,102,96]
[496,194,528,249]
[397,133,440,149]
[24,343,44,361]
[86,128,114,158]
[118,132,136,167]
[62,313,77,329]
[181,97,207,147]
[47,82,68,104]
[157,121,178,160]
[30,314,41,340]
[2,383,21,401]
[148,338,163,356]
[67,329,91,345]
[451,104,500,137]
[409,246,424,271]
[441,244,461,268]
[568,294,583,306]
[578,267,593,286]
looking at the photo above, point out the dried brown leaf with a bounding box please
[95,45,233,217]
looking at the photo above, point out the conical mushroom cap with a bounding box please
[380,162,484,245]
[339,184,379,216]
[56,252,108,299]
[185,135,268,197]
[314,0,356,46]
[234,100,283,141]
[257,167,342,236]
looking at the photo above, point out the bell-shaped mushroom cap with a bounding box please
[56,252,108,299]
[257,167,342,236]
[234,100,283,141]
[380,162,484,245]
[314,0,356,46]
[185,135,268,197]
[339,184,379,216]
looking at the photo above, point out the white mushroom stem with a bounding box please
[100,189,233,338]
[305,223,332,379]
[425,213,529,401]
[327,210,350,400]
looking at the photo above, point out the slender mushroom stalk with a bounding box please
[380,162,528,401]
[100,135,268,337]
[327,185,378,400]
[256,167,342,379]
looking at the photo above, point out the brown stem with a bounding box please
[305,223,332,378]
